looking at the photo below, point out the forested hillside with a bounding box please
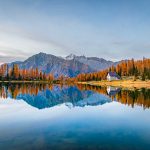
[75,58,150,81]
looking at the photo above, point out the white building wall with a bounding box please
[107,74,119,81]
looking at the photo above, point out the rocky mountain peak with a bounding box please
[65,53,76,60]
[8,52,118,77]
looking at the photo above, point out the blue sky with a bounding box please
[0,0,150,63]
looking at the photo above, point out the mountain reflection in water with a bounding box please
[0,83,150,150]
[0,83,149,109]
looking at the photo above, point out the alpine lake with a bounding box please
[0,83,150,150]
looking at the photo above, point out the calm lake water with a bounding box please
[0,83,150,150]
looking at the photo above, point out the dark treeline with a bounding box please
[74,58,150,81]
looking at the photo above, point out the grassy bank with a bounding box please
[77,80,150,89]
[0,80,150,89]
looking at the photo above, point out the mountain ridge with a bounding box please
[8,52,118,77]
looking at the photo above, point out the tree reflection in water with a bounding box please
[77,84,150,109]
[0,83,150,109]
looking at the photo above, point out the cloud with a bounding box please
[0,55,23,64]
[0,0,149,63]
[0,23,74,59]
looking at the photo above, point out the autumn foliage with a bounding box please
[0,64,54,81]
[75,58,150,81]
[0,58,149,82]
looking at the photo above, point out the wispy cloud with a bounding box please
[0,55,23,64]
[0,0,149,63]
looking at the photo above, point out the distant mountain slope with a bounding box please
[8,52,118,77]
[65,54,115,71]
[10,52,95,77]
